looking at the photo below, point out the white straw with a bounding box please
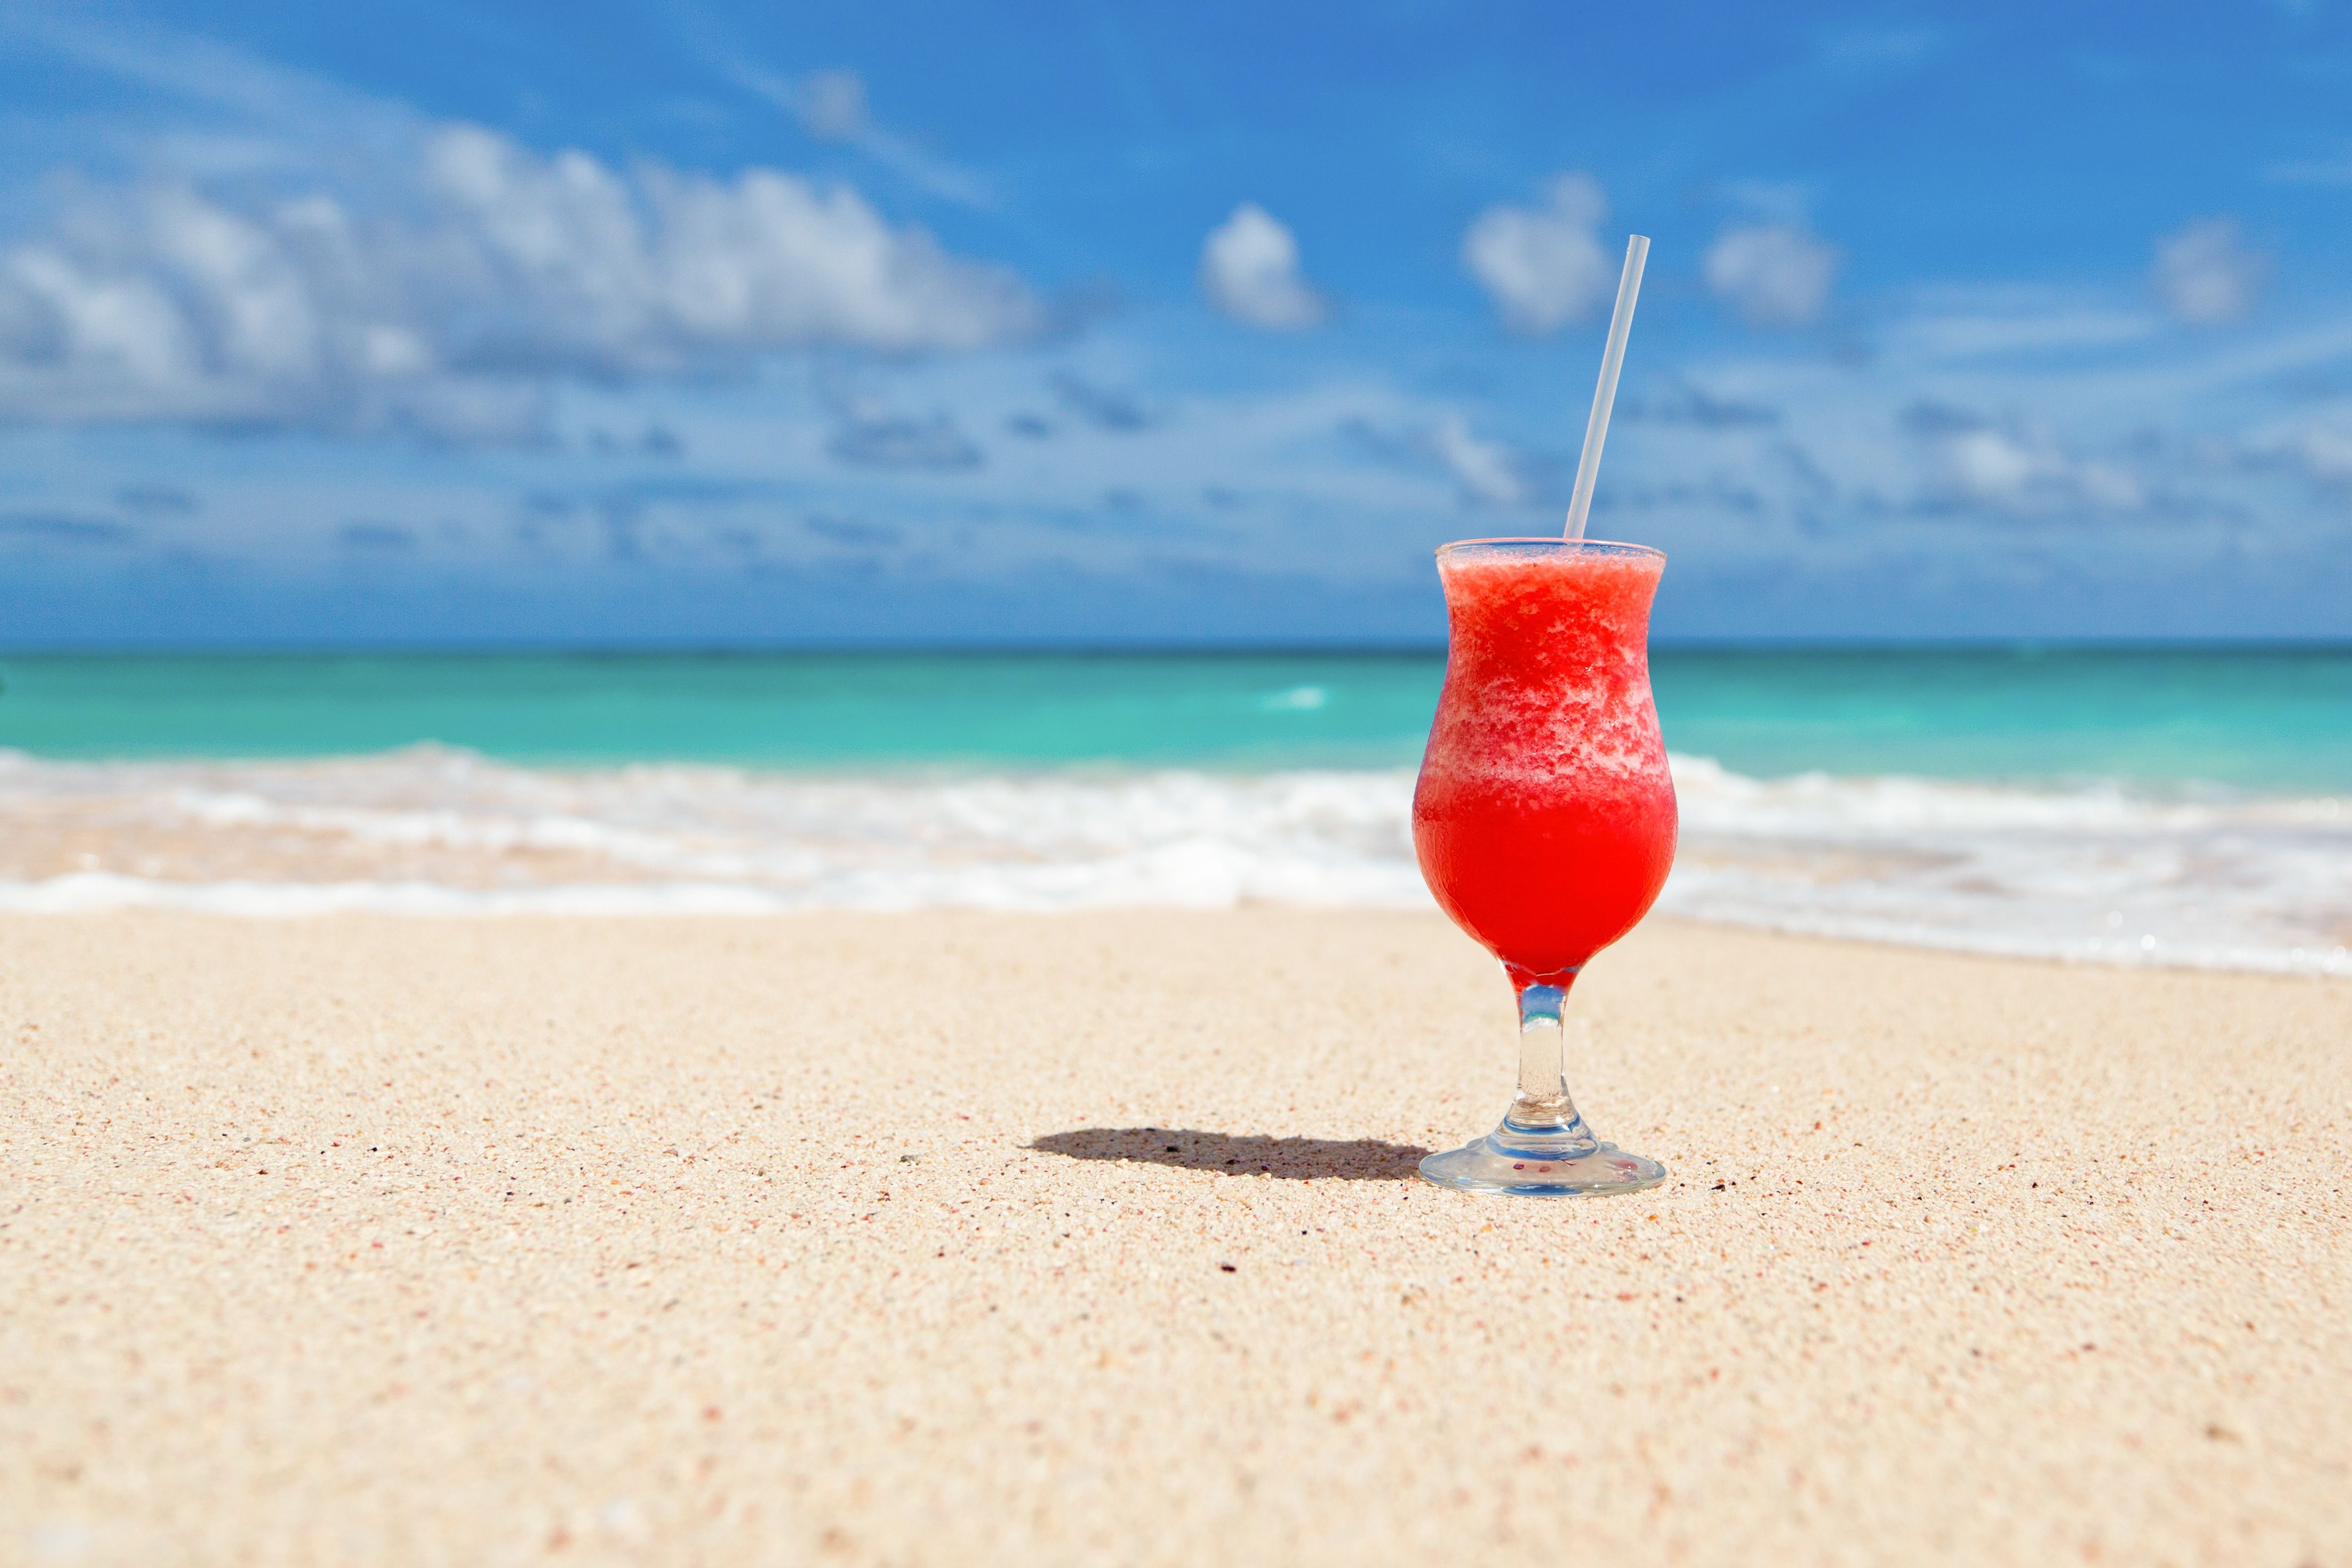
[1563,234,1649,541]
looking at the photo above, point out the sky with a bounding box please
[2,1,2349,645]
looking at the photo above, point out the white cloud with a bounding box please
[2248,406,2352,489]
[1941,429,2142,511]
[1423,415,1529,505]
[1199,204,1327,332]
[1460,174,1612,336]
[0,123,1043,440]
[2151,219,2266,326]
[422,125,1034,362]
[2292,424,2352,485]
[1704,222,1841,327]
[1902,405,2145,514]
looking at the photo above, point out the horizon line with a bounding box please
[5,635,2352,658]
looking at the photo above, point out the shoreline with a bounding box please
[5,742,2347,979]
[2,875,2346,981]
[6,908,2348,1565]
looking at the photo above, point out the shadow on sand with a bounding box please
[1030,1127,1431,1182]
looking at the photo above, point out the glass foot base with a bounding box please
[1418,1121,1666,1198]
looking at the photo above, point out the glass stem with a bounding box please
[1505,973,1589,1138]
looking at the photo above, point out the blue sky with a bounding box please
[2,0,2349,643]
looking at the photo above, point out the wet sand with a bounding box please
[4,910,2348,1566]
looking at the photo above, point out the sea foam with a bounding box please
[0,746,2345,975]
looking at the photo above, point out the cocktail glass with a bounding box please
[1413,538,1676,1196]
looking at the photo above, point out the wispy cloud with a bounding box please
[1815,22,1947,73]
[2266,155,2352,186]
[795,68,870,139]
[805,515,903,549]
[1344,409,1536,507]
[1587,291,2352,570]
[1052,372,1153,432]
[1422,414,1530,506]
[1884,306,2159,359]
[587,425,687,459]
[115,481,199,514]
[1622,381,1781,428]
[822,377,985,472]
[721,63,997,209]
[2150,219,2267,326]
[826,411,984,471]
[336,521,417,550]
[1900,402,2145,514]
[2244,405,2352,490]
[0,510,135,544]
[1,8,416,148]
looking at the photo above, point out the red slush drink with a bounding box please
[1412,540,1677,983]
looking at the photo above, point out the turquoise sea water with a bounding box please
[2,646,2345,972]
[4,645,2350,789]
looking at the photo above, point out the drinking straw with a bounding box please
[1563,234,1650,541]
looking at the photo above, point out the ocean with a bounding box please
[2,646,2347,976]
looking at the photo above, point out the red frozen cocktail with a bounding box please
[1412,538,1675,1195]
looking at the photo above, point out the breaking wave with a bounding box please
[0,746,2345,976]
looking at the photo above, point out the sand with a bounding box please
[4,910,2348,1567]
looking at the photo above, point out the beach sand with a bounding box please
[4,910,2347,1566]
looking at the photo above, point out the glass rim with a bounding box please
[1434,535,1664,561]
